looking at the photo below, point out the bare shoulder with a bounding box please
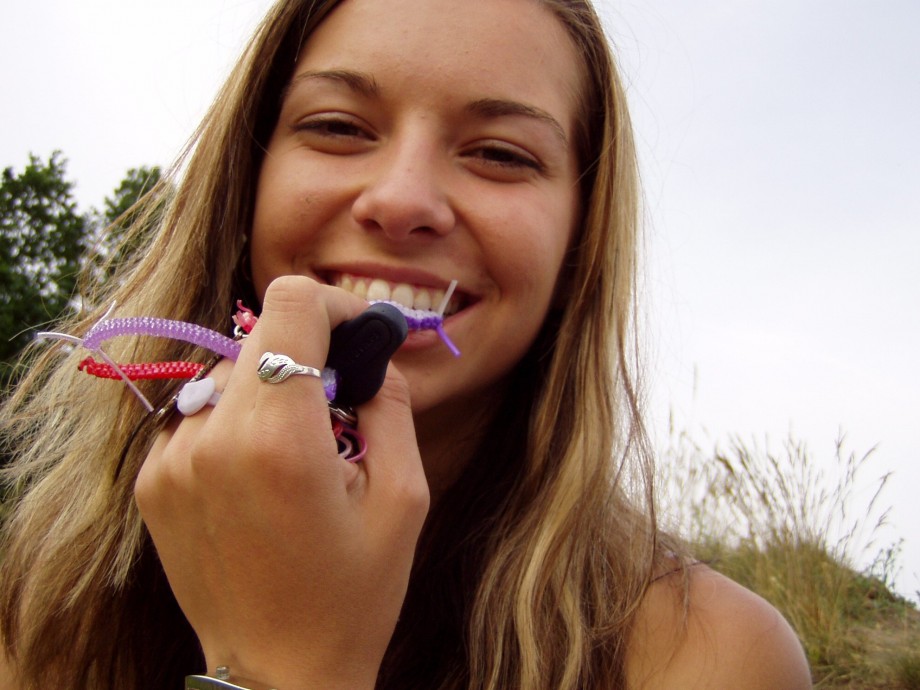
[626,565,812,689]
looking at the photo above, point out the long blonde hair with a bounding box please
[0,1,672,688]
[381,3,667,687]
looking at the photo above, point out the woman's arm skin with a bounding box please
[627,566,813,689]
[136,276,430,690]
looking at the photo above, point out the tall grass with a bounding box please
[657,424,918,687]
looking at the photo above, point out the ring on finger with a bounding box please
[257,352,322,384]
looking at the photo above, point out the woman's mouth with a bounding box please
[331,273,464,316]
[328,272,464,357]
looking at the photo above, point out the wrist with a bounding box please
[186,667,278,690]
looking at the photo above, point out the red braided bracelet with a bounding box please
[78,358,204,380]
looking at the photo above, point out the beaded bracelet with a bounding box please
[41,285,460,412]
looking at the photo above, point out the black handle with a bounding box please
[325,303,408,407]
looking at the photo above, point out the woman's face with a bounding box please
[251,0,583,419]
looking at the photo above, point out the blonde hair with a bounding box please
[1,1,674,688]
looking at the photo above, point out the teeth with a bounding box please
[390,283,415,307]
[352,280,368,299]
[431,289,445,311]
[413,289,432,311]
[333,274,459,314]
[366,278,390,301]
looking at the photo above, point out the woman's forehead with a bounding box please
[293,0,583,134]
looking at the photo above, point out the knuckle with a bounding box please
[262,275,322,314]
[408,479,431,521]
[134,434,180,514]
[190,420,245,472]
[133,458,157,512]
[390,464,431,521]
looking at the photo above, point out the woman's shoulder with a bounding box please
[626,564,812,689]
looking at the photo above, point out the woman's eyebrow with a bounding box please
[466,98,569,148]
[283,68,380,101]
[282,71,569,148]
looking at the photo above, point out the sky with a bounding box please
[2,0,918,601]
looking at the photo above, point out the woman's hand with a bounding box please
[135,276,430,690]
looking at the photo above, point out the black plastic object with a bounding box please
[325,303,408,407]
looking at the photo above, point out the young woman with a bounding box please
[0,0,812,688]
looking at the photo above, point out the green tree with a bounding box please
[0,152,87,370]
[0,154,162,389]
[87,164,163,282]
[103,165,162,227]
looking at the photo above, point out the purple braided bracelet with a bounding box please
[83,316,243,361]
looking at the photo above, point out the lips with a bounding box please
[331,273,464,316]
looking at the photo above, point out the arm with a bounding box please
[627,566,812,689]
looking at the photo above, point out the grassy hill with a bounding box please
[659,428,920,688]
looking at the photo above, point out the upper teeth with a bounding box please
[336,275,456,315]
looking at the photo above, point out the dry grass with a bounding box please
[657,425,920,688]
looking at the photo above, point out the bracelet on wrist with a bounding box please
[185,666,278,690]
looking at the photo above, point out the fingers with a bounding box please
[197,279,363,481]
[138,357,235,515]
[141,273,429,526]
[221,277,367,435]
[140,277,368,511]
[356,365,429,522]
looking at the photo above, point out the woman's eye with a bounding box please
[294,117,369,139]
[469,144,542,172]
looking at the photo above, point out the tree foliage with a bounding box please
[0,152,161,388]
[88,164,164,282]
[0,152,86,363]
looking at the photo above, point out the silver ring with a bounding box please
[328,402,358,427]
[257,352,322,384]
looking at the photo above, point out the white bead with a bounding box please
[177,377,219,415]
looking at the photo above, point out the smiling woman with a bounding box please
[0,1,810,689]
[250,0,580,431]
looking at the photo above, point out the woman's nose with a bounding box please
[351,141,456,241]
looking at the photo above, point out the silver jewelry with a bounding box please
[185,676,278,690]
[185,666,278,690]
[329,402,358,427]
[257,352,321,384]
[186,676,247,689]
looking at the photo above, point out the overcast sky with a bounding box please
[2,0,917,601]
